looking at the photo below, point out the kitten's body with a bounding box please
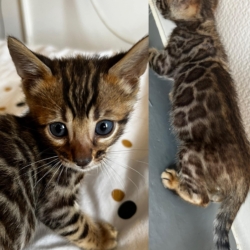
[149,1,249,249]
[0,115,85,249]
[0,36,148,250]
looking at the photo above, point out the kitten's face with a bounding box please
[28,65,137,171]
[8,36,148,172]
[157,0,218,21]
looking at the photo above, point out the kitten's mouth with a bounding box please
[59,157,99,172]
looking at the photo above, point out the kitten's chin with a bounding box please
[61,160,99,173]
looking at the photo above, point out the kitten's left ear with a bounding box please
[8,36,52,79]
[109,36,148,80]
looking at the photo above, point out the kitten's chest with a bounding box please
[168,31,216,68]
[36,164,84,199]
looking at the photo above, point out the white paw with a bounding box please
[161,169,178,190]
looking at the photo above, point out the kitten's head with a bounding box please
[156,0,218,21]
[8,36,148,172]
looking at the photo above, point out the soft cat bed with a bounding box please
[0,40,148,250]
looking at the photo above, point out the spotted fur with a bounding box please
[0,36,148,250]
[149,1,249,249]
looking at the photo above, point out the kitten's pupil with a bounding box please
[95,120,114,136]
[100,123,107,131]
[50,122,67,137]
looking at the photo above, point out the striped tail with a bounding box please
[214,192,247,250]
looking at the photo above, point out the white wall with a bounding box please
[2,0,148,52]
[1,0,24,41]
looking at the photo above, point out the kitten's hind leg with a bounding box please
[149,48,171,76]
[161,169,210,207]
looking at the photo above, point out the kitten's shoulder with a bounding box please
[0,114,19,127]
[0,114,32,137]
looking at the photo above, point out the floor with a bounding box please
[148,10,237,250]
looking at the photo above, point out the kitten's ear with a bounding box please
[8,36,52,79]
[109,36,148,80]
[211,0,218,12]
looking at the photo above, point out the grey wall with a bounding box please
[149,10,237,250]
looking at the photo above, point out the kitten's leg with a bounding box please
[161,169,209,207]
[149,48,172,76]
[149,48,174,101]
[39,202,117,250]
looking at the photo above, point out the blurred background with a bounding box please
[0,0,147,51]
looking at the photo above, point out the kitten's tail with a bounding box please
[214,191,247,250]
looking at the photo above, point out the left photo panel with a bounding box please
[0,1,148,250]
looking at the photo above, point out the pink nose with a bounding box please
[74,157,92,167]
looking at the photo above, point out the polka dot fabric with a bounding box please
[112,189,125,202]
[0,41,26,116]
[111,139,139,221]
[0,41,148,250]
[121,139,133,148]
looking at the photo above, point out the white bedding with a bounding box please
[0,41,148,250]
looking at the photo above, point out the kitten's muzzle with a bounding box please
[75,157,92,167]
[71,139,92,168]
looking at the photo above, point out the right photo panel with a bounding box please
[149,0,250,250]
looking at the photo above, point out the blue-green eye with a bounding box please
[95,120,114,136]
[50,123,67,137]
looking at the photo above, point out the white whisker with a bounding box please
[56,164,64,184]
[103,159,126,190]
[106,157,146,179]
[40,161,62,196]
[34,160,60,188]
[18,155,58,173]
[15,158,59,181]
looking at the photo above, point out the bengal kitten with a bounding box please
[149,1,250,249]
[0,36,148,250]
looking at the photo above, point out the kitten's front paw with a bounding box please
[99,222,118,250]
[149,48,169,76]
[161,169,179,190]
[149,48,159,67]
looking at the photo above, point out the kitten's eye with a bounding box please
[49,123,67,137]
[95,120,114,136]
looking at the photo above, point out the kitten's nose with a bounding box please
[75,157,92,167]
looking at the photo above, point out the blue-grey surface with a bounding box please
[149,10,237,250]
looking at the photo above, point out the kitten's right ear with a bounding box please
[8,36,52,79]
[211,0,218,11]
[109,36,148,80]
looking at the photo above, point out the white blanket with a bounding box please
[0,41,148,250]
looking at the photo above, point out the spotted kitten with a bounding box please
[149,1,249,249]
[0,36,148,250]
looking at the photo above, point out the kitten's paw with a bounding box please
[161,169,179,190]
[149,48,169,76]
[149,48,159,67]
[99,222,118,250]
